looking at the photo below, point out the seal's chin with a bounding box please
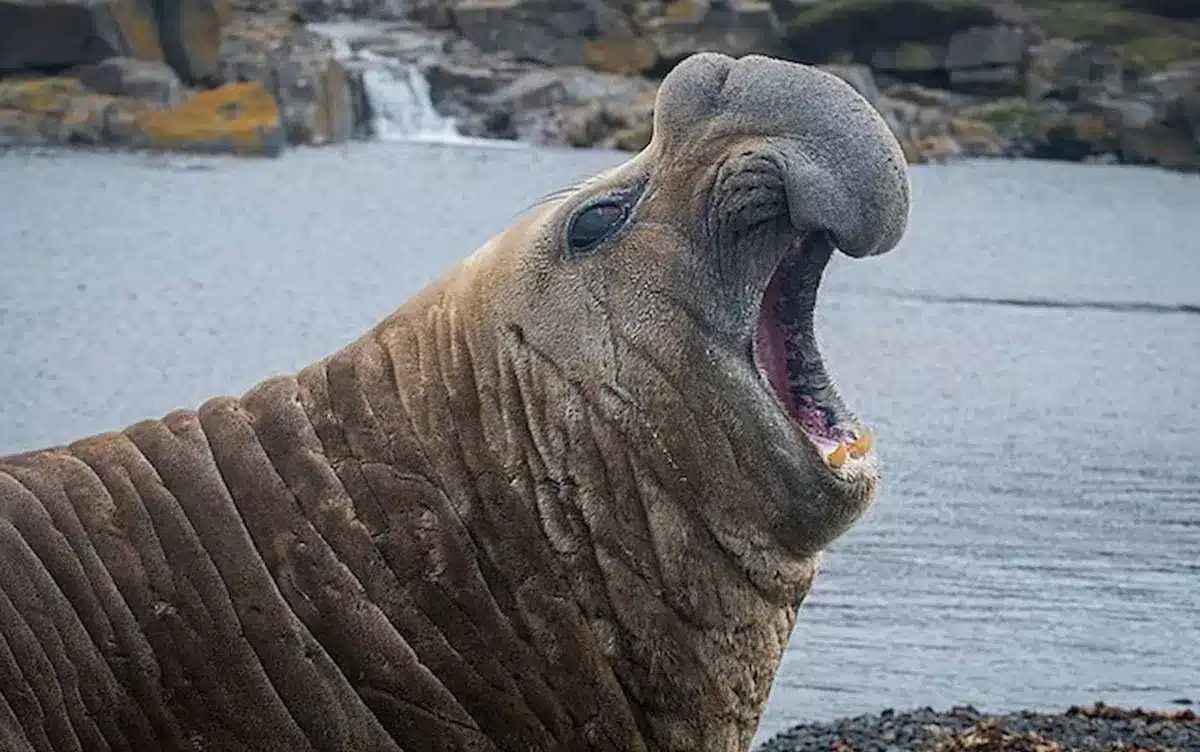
[752,232,872,472]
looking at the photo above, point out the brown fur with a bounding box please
[0,53,909,751]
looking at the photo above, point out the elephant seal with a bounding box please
[0,52,909,752]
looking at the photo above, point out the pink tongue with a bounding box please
[756,274,796,417]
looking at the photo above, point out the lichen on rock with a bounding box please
[131,80,286,156]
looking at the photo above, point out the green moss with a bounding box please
[1115,35,1200,70]
[1022,0,1200,73]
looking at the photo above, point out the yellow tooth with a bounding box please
[848,430,872,458]
[828,443,848,469]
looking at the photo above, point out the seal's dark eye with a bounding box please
[567,200,629,253]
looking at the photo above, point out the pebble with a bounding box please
[755,703,1200,752]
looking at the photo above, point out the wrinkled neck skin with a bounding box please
[296,214,823,752]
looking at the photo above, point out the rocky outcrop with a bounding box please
[647,0,785,65]
[452,0,641,68]
[132,80,285,155]
[0,0,232,85]
[1,0,1197,171]
[219,14,364,145]
[0,75,284,155]
[75,57,186,108]
[0,0,163,74]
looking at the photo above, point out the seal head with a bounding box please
[461,51,911,565]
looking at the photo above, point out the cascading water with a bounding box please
[310,21,523,148]
[356,51,460,142]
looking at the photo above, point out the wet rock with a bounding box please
[0,0,163,73]
[219,14,361,145]
[648,0,786,64]
[451,0,639,68]
[131,80,286,156]
[74,57,185,108]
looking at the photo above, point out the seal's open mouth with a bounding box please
[753,232,871,470]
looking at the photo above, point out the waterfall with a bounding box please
[310,21,524,149]
[356,51,460,142]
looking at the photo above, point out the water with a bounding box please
[0,145,1197,748]
[310,20,528,148]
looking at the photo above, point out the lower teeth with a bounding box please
[794,394,873,468]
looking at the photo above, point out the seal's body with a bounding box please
[0,52,910,751]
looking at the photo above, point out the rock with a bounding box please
[0,0,163,73]
[945,24,1027,71]
[648,0,785,63]
[156,0,234,85]
[781,0,999,70]
[482,70,570,113]
[1031,111,1119,162]
[871,42,946,77]
[1116,0,1200,20]
[131,81,286,156]
[0,76,149,147]
[289,0,419,23]
[74,57,185,108]
[1119,120,1200,170]
[0,108,50,147]
[583,33,659,76]
[460,65,656,146]
[817,63,881,107]
[1027,38,1126,101]
[452,0,639,68]
[900,134,962,164]
[219,14,361,145]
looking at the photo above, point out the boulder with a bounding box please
[131,80,286,156]
[945,24,1027,70]
[156,0,234,85]
[0,0,163,73]
[1027,38,1126,101]
[74,57,185,108]
[781,0,999,70]
[817,63,881,107]
[452,0,639,68]
[219,15,361,145]
[648,0,786,63]
[945,24,1029,92]
[457,65,656,146]
[1116,0,1200,20]
[0,76,149,147]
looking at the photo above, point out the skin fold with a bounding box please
[0,52,910,752]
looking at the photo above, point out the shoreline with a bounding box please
[1,1,1198,173]
[755,701,1199,752]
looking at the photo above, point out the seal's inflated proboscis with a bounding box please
[0,52,910,752]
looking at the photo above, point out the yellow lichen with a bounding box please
[663,0,704,21]
[109,0,165,61]
[583,34,658,75]
[0,78,89,115]
[133,81,284,157]
[889,42,945,70]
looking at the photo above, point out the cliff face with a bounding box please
[1,0,1198,172]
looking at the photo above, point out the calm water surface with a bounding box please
[1,144,1197,748]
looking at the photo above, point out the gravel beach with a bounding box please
[756,703,1200,752]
